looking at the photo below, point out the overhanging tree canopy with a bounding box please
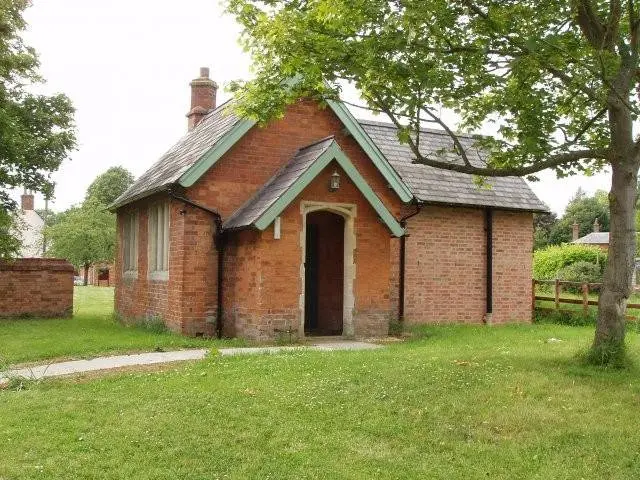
[227,0,640,365]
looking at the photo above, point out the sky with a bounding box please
[15,0,611,216]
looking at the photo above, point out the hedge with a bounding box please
[533,244,607,281]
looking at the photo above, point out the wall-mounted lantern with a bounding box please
[329,170,340,191]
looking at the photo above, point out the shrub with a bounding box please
[533,244,606,280]
[556,261,604,293]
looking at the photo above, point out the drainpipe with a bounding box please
[167,191,226,339]
[485,208,493,323]
[398,202,421,321]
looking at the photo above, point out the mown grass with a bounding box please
[1,323,640,479]
[0,286,240,366]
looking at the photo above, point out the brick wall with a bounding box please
[115,99,402,339]
[114,98,535,338]
[0,258,74,317]
[491,210,534,323]
[187,100,401,219]
[86,262,115,287]
[115,194,217,336]
[220,160,396,340]
[394,205,533,324]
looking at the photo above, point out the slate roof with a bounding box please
[112,100,240,207]
[113,98,548,214]
[573,232,610,244]
[224,137,335,230]
[359,120,548,212]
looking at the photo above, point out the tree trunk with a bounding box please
[592,158,638,364]
[83,263,89,286]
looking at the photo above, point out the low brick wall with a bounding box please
[0,258,74,318]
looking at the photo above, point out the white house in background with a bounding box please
[16,193,45,257]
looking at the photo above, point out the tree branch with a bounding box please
[365,83,608,178]
[574,0,607,48]
[556,107,608,149]
[412,148,608,177]
[604,0,622,49]
[629,0,640,60]
[463,0,603,104]
[420,106,473,167]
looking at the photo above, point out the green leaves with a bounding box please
[0,0,76,256]
[45,167,134,268]
[45,203,116,269]
[225,0,634,176]
[86,167,134,207]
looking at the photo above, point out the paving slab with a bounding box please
[0,341,382,383]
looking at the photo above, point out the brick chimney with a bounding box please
[572,221,579,241]
[186,67,217,131]
[593,218,600,232]
[21,193,34,211]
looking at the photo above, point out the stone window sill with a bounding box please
[123,270,138,279]
[148,271,168,281]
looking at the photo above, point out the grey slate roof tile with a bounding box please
[574,232,609,244]
[223,137,335,229]
[360,120,549,212]
[112,98,548,214]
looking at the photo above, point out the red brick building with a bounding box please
[111,68,547,340]
[84,262,115,287]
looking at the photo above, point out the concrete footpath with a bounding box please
[1,341,381,383]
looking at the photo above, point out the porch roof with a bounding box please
[223,137,405,237]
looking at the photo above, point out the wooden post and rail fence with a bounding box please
[532,279,640,317]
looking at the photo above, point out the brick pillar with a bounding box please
[572,222,579,241]
[186,67,218,131]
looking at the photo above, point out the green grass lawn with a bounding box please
[2,322,640,478]
[0,286,239,366]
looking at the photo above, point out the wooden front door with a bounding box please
[304,211,344,335]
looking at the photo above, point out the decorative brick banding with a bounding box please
[0,258,74,318]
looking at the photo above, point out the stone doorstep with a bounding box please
[0,341,382,383]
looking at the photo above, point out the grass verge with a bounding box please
[0,286,241,366]
[1,324,640,478]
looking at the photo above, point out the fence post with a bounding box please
[555,279,560,310]
[582,283,589,315]
[532,279,537,312]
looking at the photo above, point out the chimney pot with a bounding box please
[572,221,580,241]
[593,218,600,233]
[186,67,218,131]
